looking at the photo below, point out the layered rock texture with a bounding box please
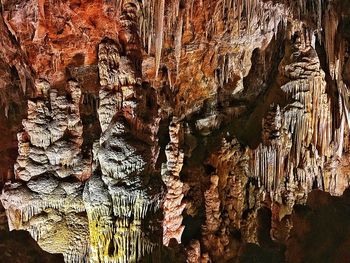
[0,0,350,262]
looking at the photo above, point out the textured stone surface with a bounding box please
[0,0,350,262]
[82,3,163,262]
[1,80,90,261]
[162,119,185,246]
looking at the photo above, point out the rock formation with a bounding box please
[1,79,90,262]
[162,119,185,246]
[83,2,163,262]
[0,0,349,262]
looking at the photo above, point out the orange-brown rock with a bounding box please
[0,1,350,263]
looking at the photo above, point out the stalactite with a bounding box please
[245,0,251,32]
[324,7,338,78]
[237,0,241,35]
[274,12,278,39]
[175,14,183,78]
[316,0,322,41]
[4,105,9,118]
[155,0,165,78]
[140,0,155,54]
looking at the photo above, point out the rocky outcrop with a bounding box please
[0,0,350,262]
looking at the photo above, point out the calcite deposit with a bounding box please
[1,79,90,262]
[0,0,350,262]
[162,119,185,246]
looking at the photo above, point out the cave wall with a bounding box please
[0,0,350,262]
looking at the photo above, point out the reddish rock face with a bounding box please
[0,0,350,262]
[2,0,121,84]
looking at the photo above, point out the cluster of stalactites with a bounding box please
[281,76,333,161]
[2,171,88,260]
[251,28,340,201]
[85,195,159,263]
[137,0,348,110]
[1,183,86,230]
[110,190,160,220]
[255,119,320,199]
[294,0,349,119]
[139,0,289,80]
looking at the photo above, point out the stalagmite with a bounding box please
[162,118,185,246]
[83,2,162,262]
